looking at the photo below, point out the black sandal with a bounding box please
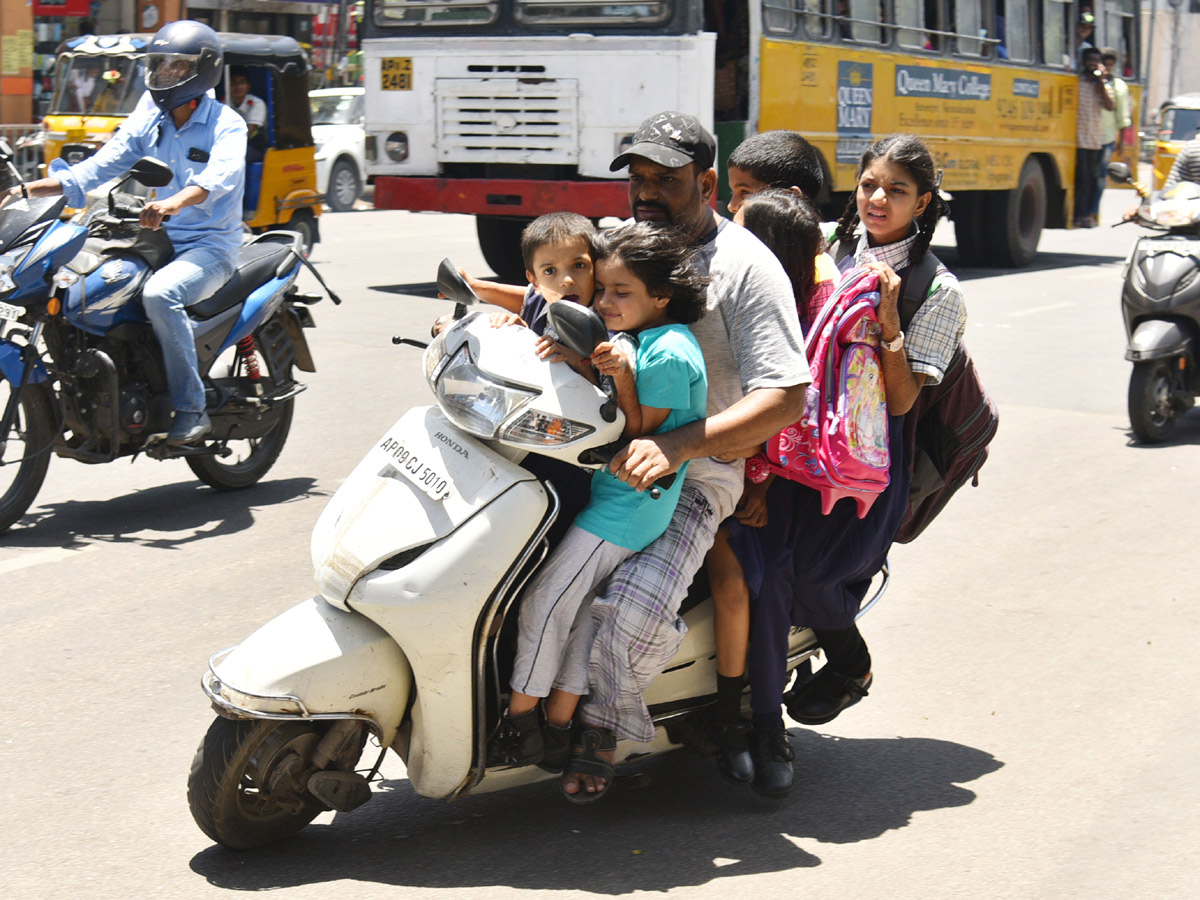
[539,721,572,773]
[561,725,616,805]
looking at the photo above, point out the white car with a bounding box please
[311,87,366,212]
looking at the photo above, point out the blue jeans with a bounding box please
[1091,142,1115,219]
[141,244,235,414]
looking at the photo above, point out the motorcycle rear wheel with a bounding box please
[188,330,295,491]
[188,718,329,850]
[0,381,56,533]
[1128,361,1177,444]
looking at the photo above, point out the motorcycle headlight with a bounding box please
[433,342,540,438]
[1152,199,1199,228]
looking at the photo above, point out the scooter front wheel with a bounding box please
[188,718,334,850]
[1128,361,1178,444]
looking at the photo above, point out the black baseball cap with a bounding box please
[610,111,717,172]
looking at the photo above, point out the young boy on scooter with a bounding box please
[487,223,709,782]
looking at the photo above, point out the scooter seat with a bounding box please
[189,240,296,321]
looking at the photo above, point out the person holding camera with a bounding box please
[1074,46,1115,228]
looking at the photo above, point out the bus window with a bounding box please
[374,0,499,26]
[954,0,985,57]
[1102,0,1136,77]
[763,0,798,34]
[897,0,939,51]
[1042,0,1071,68]
[998,0,1034,62]
[804,0,833,39]
[514,1,671,24]
[847,0,885,44]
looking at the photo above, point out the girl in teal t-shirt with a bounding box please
[488,222,709,774]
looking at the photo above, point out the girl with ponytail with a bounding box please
[737,134,968,799]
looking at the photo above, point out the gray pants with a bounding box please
[511,525,632,699]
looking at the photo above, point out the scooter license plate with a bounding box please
[385,441,453,501]
[0,301,22,322]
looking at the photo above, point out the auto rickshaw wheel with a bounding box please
[282,212,317,258]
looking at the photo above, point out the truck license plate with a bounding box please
[380,57,413,91]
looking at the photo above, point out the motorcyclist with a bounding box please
[1,20,246,445]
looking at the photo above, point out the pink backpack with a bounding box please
[766,267,890,518]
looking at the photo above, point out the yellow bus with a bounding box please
[361,0,1140,274]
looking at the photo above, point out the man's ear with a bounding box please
[699,167,718,203]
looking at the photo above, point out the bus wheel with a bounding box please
[991,158,1046,268]
[952,192,989,267]
[476,216,531,283]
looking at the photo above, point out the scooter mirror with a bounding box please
[1107,161,1132,183]
[436,258,481,306]
[0,140,12,158]
[129,157,174,188]
[548,301,608,358]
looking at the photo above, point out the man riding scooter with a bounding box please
[2,20,246,446]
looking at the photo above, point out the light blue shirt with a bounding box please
[574,323,708,552]
[50,93,247,258]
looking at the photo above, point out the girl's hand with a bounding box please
[589,340,632,378]
[734,478,771,528]
[536,335,585,370]
[489,310,526,329]
[864,260,902,342]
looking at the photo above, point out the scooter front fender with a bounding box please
[1126,319,1193,362]
[204,595,412,747]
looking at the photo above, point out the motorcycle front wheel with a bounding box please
[188,327,295,491]
[0,380,56,533]
[1128,361,1178,444]
[188,718,332,850]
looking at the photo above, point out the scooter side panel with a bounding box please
[311,405,540,608]
[348,479,546,799]
[210,595,412,746]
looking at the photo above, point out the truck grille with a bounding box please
[435,78,579,164]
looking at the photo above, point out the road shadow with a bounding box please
[2,477,322,550]
[1121,408,1200,447]
[932,244,1126,281]
[190,730,1002,894]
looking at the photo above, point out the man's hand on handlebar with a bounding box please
[609,431,685,492]
[139,198,180,230]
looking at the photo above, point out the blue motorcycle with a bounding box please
[0,143,340,532]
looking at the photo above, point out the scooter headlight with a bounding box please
[1151,198,1200,228]
[434,342,540,438]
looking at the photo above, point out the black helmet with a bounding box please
[144,20,222,113]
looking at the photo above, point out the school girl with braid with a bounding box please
[738,134,969,799]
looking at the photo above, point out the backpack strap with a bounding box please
[897,251,946,331]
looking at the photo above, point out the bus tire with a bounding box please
[476,216,531,284]
[990,157,1046,268]
[952,192,989,267]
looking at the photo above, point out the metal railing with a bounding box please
[0,124,45,182]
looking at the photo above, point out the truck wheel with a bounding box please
[1128,361,1178,443]
[476,216,531,283]
[989,158,1046,268]
[0,380,55,533]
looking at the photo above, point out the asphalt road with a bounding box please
[1,189,1197,900]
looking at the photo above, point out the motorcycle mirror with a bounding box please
[129,157,173,188]
[548,301,609,358]
[1107,161,1133,183]
[436,258,481,307]
[0,140,12,158]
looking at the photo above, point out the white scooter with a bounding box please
[187,262,889,849]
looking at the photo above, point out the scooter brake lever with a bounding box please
[392,337,429,349]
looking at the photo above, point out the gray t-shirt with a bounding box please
[685,218,809,518]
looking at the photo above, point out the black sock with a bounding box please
[716,674,743,724]
[814,626,871,676]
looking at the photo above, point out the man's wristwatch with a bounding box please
[880,331,905,352]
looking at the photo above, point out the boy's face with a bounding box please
[526,235,595,305]
[727,166,771,214]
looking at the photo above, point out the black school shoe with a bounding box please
[672,709,755,784]
[785,666,873,726]
[749,727,794,799]
[486,708,544,767]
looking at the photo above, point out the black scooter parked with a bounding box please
[1109,161,1200,442]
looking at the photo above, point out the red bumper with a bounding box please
[373,177,630,219]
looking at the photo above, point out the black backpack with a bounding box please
[834,241,999,542]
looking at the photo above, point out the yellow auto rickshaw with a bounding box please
[1152,93,1200,190]
[44,32,322,251]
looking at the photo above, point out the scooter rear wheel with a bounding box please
[188,718,328,850]
[1128,361,1178,444]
